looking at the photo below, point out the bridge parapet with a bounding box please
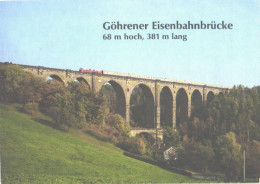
[103,70,231,90]
[15,63,231,90]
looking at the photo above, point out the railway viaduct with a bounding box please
[21,64,230,138]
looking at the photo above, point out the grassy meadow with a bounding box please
[0,104,199,183]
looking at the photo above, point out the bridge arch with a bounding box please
[130,83,154,128]
[191,89,203,119]
[218,92,224,97]
[75,77,90,90]
[46,74,65,86]
[176,88,188,127]
[138,132,156,145]
[207,91,215,106]
[160,86,173,127]
[99,80,126,117]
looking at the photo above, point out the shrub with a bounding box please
[163,127,181,147]
[117,137,146,155]
[105,113,130,136]
[23,102,39,115]
[138,132,155,146]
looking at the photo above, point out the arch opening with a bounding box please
[130,84,154,128]
[207,91,215,106]
[160,86,173,127]
[99,80,126,118]
[191,90,203,119]
[176,88,188,128]
[218,92,224,98]
[74,77,90,90]
[46,75,65,86]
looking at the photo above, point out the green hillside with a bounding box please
[0,104,198,183]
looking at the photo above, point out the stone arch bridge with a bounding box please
[21,64,230,138]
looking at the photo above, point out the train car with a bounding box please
[103,70,130,77]
[95,70,103,74]
[79,68,103,74]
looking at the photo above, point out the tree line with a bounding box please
[0,64,105,130]
[172,85,260,181]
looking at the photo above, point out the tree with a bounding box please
[67,82,106,126]
[49,91,85,130]
[99,83,117,114]
[17,73,45,105]
[105,113,130,136]
[216,132,242,181]
[177,140,214,172]
[188,117,215,142]
[130,86,147,127]
[0,64,26,102]
[163,127,181,147]
[245,140,260,178]
[39,80,65,114]
[0,64,45,106]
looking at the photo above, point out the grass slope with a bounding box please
[0,104,198,183]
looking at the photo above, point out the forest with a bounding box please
[0,63,259,182]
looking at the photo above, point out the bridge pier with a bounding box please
[156,106,160,128]
[126,104,130,126]
[154,81,160,129]
[188,94,192,118]
[203,88,207,104]
[172,95,176,128]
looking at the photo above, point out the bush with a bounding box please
[23,102,39,115]
[163,127,181,147]
[117,137,146,155]
[152,151,164,162]
[138,132,155,146]
[105,113,130,136]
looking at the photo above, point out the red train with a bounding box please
[79,68,103,74]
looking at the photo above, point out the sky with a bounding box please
[0,0,259,87]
